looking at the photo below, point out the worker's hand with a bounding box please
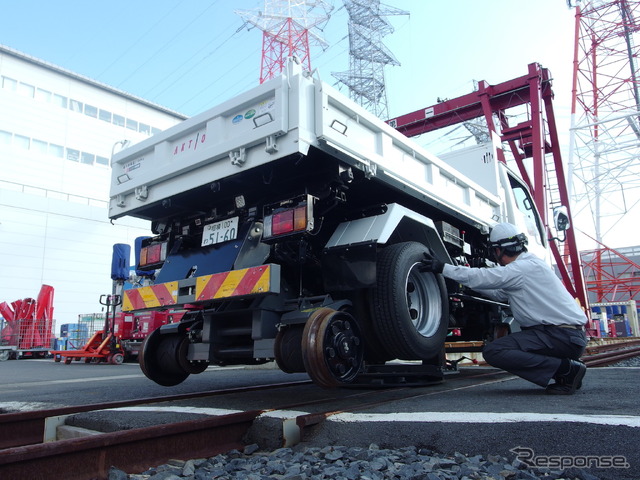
[420,252,444,274]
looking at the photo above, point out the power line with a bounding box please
[115,1,223,89]
[95,0,188,79]
[146,20,249,102]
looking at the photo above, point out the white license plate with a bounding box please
[201,217,239,246]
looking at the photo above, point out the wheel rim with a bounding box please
[406,264,443,338]
[177,336,209,374]
[302,308,364,388]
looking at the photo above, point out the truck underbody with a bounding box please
[130,149,504,388]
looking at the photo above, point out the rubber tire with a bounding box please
[274,325,306,373]
[108,352,125,365]
[140,329,190,387]
[371,242,449,360]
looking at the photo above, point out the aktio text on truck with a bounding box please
[108,58,572,388]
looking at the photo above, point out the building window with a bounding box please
[53,94,68,108]
[126,118,138,131]
[49,143,64,158]
[14,134,30,150]
[113,114,125,127]
[17,82,35,98]
[99,109,112,123]
[139,123,150,135]
[35,88,52,102]
[95,155,109,166]
[152,127,162,135]
[0,130,11,145]
[66,148,80,162]
[84,104,98,118]
[80,152,95,165]
[69,99,83,113]
[32,139,48,155]
[1,76,17,91]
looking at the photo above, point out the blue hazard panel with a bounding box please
[111,244,131,281]
[153,221,252,284]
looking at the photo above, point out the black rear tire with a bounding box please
[371,242,449,360]
[140,329,190,386]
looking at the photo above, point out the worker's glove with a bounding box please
[420,252,444,274]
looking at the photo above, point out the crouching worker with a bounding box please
[421,222,588,395]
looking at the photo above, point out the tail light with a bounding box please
[264,194,315,239]
[138,241,168,269]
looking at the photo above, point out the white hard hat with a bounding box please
[489,223,528,250]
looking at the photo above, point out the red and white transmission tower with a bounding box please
[569,0,640,244]
[237,0,333,84]
[569,0,640,303]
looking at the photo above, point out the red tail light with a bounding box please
[139,242,167,269]
[264,195,315,239]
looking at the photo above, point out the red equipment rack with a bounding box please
[0,285,55,360]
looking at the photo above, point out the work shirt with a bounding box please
[442,252,587,329]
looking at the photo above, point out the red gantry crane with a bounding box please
[387,63,591,327]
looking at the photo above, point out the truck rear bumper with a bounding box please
[122,264,281,312]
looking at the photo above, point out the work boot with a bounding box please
[545,360,586,395]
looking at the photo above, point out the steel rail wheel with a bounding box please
[371,242,449,360]
[274,325,306,373]
[301,308,364,388]
[140,329,190,387]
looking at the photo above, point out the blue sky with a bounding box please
[9,1,626,248]
[0,1,577,119]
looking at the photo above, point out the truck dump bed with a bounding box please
[109,59,500,230]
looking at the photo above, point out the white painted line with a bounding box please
[1,374,146,388]
[327,412,640,428]
[0,401,55,412]
[261,410,311,419]
[105,406,244,416]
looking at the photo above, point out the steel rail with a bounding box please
[584,338,640,355]
[0,410,260,480]
[0,379,311,450]
[583,345,640,367]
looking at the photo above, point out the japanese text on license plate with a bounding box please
[201,217,239,246]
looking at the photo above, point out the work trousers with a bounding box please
[482,325,588,387]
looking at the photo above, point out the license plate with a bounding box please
[201,217,239,246]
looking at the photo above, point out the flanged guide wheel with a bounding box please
[301,307,364,388]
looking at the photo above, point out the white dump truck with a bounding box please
[109,58,569,388]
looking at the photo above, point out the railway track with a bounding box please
[581,337,640,367]
[1,339,638,480]
[0,369,510,480]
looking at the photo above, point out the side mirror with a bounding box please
[553,206,570,231]
[552,206,570,242]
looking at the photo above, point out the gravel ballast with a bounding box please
[107,443,602,480]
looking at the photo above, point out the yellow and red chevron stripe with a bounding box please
[123,282,178,312]
[196,265,273,301]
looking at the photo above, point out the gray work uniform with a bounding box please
[442,252,588,387]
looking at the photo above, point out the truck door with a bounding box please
[507,173,547,259]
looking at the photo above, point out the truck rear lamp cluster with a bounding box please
[139,241,168,269]
[263,195,315,239]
